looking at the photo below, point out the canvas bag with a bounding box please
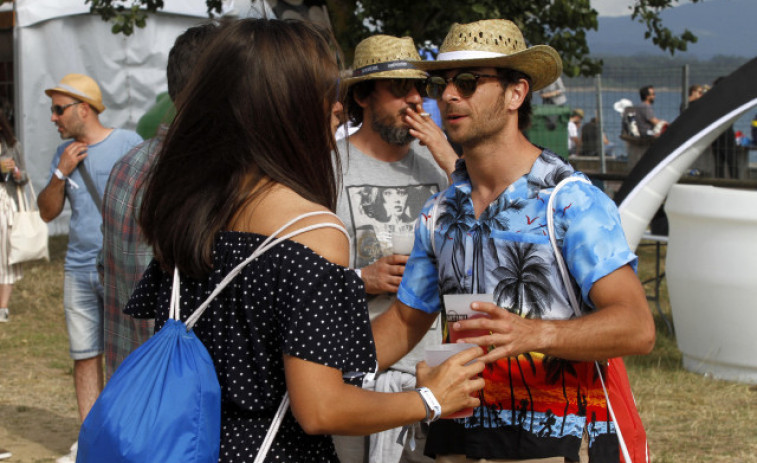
[8,182,49,265]
[547,176,649,463]
[77,212,346,463]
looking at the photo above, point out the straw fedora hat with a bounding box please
[45,73,106,113]
[412,19,562,92]
[342,35,427,86]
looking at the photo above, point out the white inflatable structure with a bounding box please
[613,58,757,384]
[615,58,757,249]
[665,184,757,384]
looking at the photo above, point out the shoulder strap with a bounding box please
[77,162,103,213]
[546,176,635,463]
[166,211,346,463]
[545,176,590,317]
[169,211,348,327]
[428,192,444,253]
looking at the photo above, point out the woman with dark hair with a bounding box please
[0,107,27,323]
[125,18,483,462]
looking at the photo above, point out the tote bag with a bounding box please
[77,212,347,463]
[547,176,649,463]
[8,182,49,265]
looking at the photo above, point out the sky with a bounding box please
[592,0,696,17]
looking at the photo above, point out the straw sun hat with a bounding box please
[342,35,427,87]
[412,19,562,92]
[45,73,106,113]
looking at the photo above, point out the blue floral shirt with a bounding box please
[397,150,637,461]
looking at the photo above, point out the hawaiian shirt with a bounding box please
[397,150,637,461]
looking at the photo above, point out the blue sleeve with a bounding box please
[397,192,443,314]
[554,181,638,304]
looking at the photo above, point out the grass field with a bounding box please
[0,235,755,462]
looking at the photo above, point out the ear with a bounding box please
[353,90,371,110]
[505,78,530,111]
[76,102,92,119]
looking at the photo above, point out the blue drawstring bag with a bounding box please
[76,212,345,463]
[77,268,221,463]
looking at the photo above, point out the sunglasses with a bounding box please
[425,72,500,99]
[385,79,427,98]
[50,102,82,116]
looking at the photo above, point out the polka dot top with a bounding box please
[125,231,377,462]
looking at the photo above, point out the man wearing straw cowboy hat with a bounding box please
[332,34,458,463]
[37,73,142,463]
[372,19,655,462]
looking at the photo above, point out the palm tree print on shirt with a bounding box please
[436,188,475,293]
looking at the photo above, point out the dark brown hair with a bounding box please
[167,22,220,102]
[139,18,342,278]
[498,68,533,131]
[0,107,17,146]
[346,80,375,125]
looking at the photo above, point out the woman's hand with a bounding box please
[415,346,485,418]
[0,157,14,173]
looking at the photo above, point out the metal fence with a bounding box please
[540,64,757,182]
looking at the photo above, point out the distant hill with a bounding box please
[588,0,757,59]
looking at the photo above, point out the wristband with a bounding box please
[54,168,66,180]
[415,387,442,423]
[353,268,362,279]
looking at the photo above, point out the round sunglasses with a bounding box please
[425,72,500,99]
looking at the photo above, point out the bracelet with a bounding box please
[415,387,442,423]
[54,168,66,180]
[353,268,362,279]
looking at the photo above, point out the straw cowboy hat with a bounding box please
[342,35,427,87]
[412,19,562,92]
[45,73,106,113]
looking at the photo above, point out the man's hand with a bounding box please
[450,302,541,364]
[360,254,409,294]
[58,141,88,176]
[451,266,656,364]
[405,104,458,176]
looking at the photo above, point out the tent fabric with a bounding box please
[16,0,228,28]
[14,0,265,235]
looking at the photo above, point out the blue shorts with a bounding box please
[64,270,104,360]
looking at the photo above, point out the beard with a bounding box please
[370,109,415,146]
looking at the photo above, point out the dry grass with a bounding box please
[630,241,757,462]
[0,235,755,461]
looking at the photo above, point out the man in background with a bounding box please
[568,108,583,155]
[37,73,143,463]
[102,22,220,380]
[637,85,666,137]
[332,34,456,463]
[539,75,567,106]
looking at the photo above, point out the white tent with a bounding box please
[14,0,267,234]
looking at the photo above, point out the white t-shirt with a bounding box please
[568,120,579,153]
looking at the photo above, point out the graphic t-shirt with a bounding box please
[334,138,448,373]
